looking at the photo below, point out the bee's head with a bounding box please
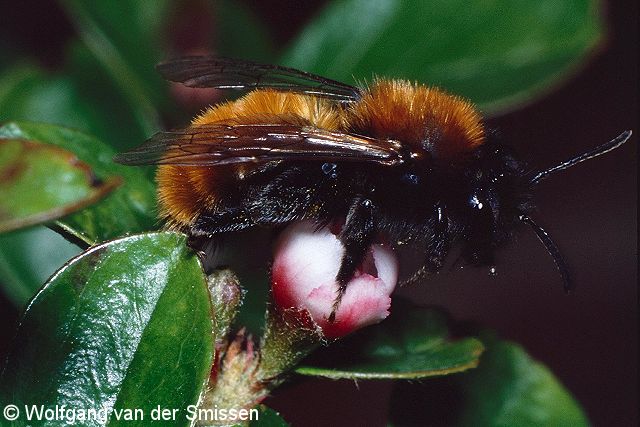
[459,130,632,291]
[458,138,532,267]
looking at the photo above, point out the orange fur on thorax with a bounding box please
[348,79,485,160]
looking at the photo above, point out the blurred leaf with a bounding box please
[456,338,589,426]
[281,0,603,115]
[0,232,213,427]
[0,44,17,67]
[0,227,81,307]
[388,336,589,426]
[247,405,289,426]
[296,303,483,379]
[0,122,157,244]
[234,273,270,335]
[0,62,148,151]
[0,139,119,233]
[214,0,275,61]
[64,42,153,150]
[58,0,174,134]
[0,64,113,137]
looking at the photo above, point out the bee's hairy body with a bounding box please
[157,80,484,234]
[158,79,527,289]
[115,56,631,313]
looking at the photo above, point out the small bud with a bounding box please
[271,221,398,338]
[207,269,244,341]
[198,330,264,426]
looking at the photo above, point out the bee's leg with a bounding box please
[425,203,450,271]
[192,207,254,235]
[188,207,254,273]
[401,203,449,286]
[186,234,210,255]
[330,197,376,321]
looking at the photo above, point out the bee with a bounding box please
[115,56,632,318]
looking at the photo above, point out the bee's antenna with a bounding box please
[519,215,571,293]
[529,130,632,185]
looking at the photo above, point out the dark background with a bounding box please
[1,1,637,425]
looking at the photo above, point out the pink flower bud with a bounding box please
[271,221,399,338]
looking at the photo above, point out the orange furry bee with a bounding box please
[115,56,631,314]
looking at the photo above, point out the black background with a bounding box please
[0,1,637,425]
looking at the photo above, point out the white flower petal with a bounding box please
[272,220,399,338]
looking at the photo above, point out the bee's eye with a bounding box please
[321,162,338,179]
[402,172,420,185]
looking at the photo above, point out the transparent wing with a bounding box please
[114,123,403,166]
[157,56,361,101]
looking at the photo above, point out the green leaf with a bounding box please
[456,338,589,426]
[0,139,119,233]
[0,59,151,151]
[58,0,172,133]
[214,0,275,62]
[281,0,603,115]
[0,64,116,139]
[388,336,589,427]
[234,273,270,335]
[0,121,157,244]
[0,227,81,307]
[0,232,214,427]
[63,42,154,150]
[296,302,484,379]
